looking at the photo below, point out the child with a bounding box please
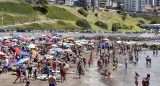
[34,69,37,80]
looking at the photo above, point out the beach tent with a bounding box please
[5,40,10,43]
[16,58,29,65]
[18,52,30,56]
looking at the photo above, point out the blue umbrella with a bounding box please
[56,35,62,37]
[52,48,64,52]
[14,35,21,38]
[16,58,29,65]
[47,39,52,42]
[18,52,30,56]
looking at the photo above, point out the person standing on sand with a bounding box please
[125,59,128,70]
[48,73,56,86]
[14,66,22,83]
[135,72,139,86]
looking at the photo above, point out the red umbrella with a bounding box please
[14,48,22,54]
[0,52,5,57]
[34,44,39,46]
[46,42,52,45]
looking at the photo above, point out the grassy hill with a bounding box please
[0,0,151,32]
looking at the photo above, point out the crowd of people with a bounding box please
[0,34,154,86]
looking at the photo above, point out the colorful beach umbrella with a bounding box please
[42,54,53,59]
[52,48,64,52]
[18,52,30,56]
[65,51,75,54]
[16,58,29,65]
[27,44,36,48]
[14,48,22,54]
[0,52,5,57]
[47,51,55,55]
[46,42,52,45]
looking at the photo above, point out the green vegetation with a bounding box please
[0,1,152,32]
[8,20,77,30]
[95,21,108,29]
[46,6,81,21]
[76,20,91,29]
[0,2,36,15]
[36,0,48,8]
[78,8,88,17]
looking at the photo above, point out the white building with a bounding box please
[123,0,147,12]
[154,0,160,7]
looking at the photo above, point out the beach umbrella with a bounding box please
[68,37,75,40]
[27,44,36,48]
[38,44,44,47]
[52,48,64,52]
[32,50,37,55]
[64,44,71,48]
[34,44,39,46]
[41,35,46,37]
[63,49,72,52]
[47,34,52,37]
[47,51,56,55]
[0,37,3,41]
[18,52,30,56]
[13,39,18,42]
[117,41,121,44]
[5,40,10,43]
[47,39,52,42]
[51,44,58,47]
[8,42,14,45]
[56,35,62,37]
[46,42,52,45]
[16,58,29,65]
[0,52,5,57]
[65,51,75,54]
[87,43,93,46]
[0,42,1,44]
[14,35,21,38]
[22,37,29,41]
[42,54,53,59]
[103,38,109,41]
[14,48,22,54]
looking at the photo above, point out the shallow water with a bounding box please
[82,50,160,86]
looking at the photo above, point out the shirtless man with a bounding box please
[48,73,56,86]
[135,72,139,86]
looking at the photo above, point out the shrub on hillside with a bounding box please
[95,13,98,17]
[112,23,121,32]
[150,20,160,24]
[57,20,66,25]
[33,6,48,14]
[78,8,88,17]
[129,13,154,20]
[139,20,145,24]
[95,21,108,29]
[76,20,91,28]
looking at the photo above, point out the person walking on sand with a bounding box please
[14,66,22,83]
[49,73,56,86]
[125,59,128,70]
[135,72,139,86]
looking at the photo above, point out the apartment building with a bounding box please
[154,0,160,7]
[123,0,146,12]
